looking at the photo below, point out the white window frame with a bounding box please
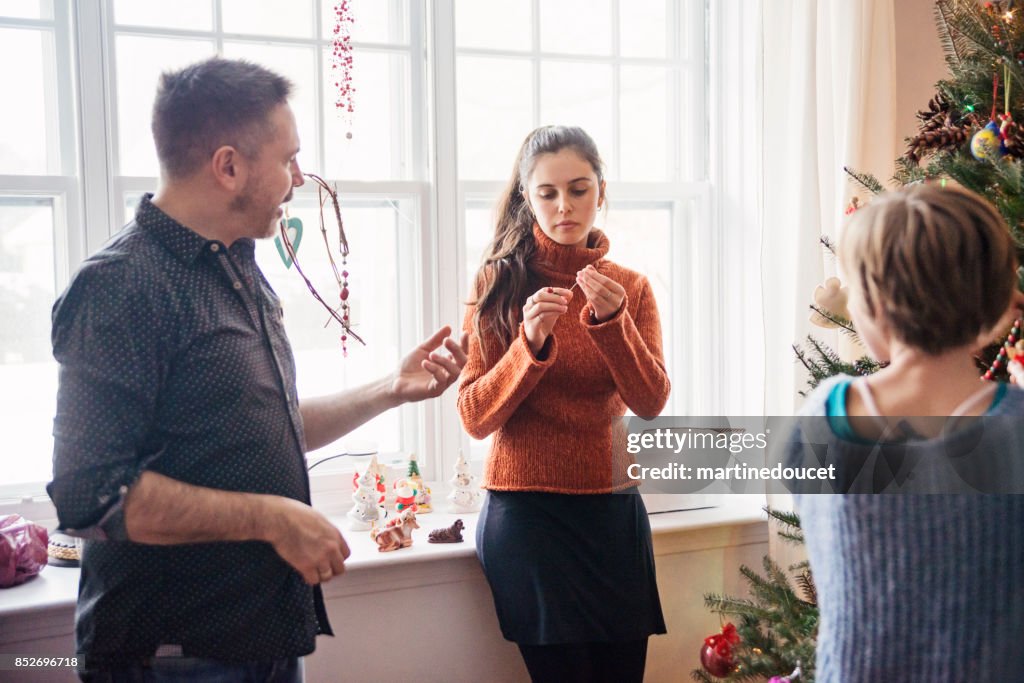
[1,0,762,516]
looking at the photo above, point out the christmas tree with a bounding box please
[407,452,421,478]
[797,0,1024,392]
[691,509,816,683]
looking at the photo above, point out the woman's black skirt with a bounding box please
[476,488,666,645]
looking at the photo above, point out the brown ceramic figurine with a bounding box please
[371,508,419,552]
[428,519,465,544]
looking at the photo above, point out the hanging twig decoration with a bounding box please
[278,173,365,354]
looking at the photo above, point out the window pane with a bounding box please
[539,0,611,56]
[457,56,532,180]
[539,61,613,164]
[222,0,314,38]
[321,0,408,44]
[602,204,673,412]
[323,50,411,180]
[0,197,59,488]
[463,202,493,296]
[619,0,667,58]
[620,66,670,182]
[223,42,318,169]
[462,201,494,462]
[113,0,213,31]
[114,35,216,177]
[456,0,530,51]
[603,206,671,307]
[254,197,409,456]
[0,28,57,175]
[0,0,51,20]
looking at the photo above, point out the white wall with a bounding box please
[894,0,948,157]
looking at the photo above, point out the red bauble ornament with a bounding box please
[700,623,740,677]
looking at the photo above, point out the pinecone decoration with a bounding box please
[916,92,954,132]
[905,120,970,164]
[904,93,971,164]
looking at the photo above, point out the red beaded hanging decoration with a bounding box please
[331,0,355,139]
[984,318,1021,380]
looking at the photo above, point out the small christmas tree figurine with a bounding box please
[352,454,387,506]
[407,451,421,478]
[447,451,481,513]
[406,452,432,513]
[347,466,384,531]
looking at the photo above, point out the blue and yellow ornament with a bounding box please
[971,120,1005,160]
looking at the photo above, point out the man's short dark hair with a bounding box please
[152,57,293,179]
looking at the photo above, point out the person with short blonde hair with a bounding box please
[839,183,1017,355]
[782,183,1024,682]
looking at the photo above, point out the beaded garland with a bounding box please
[984,317,1021,380]
[331,0,355,139]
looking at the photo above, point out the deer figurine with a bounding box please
[370,508,419,552]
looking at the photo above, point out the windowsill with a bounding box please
[0,495,766,622]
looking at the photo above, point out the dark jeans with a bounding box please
[78,656,302,683]
[517,639,649,683]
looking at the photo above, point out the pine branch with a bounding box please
[777,530,806,545]
[797,570,818,606]
[788,559,811,572]
[819,235,837,257]
[894,153,931,182]
[844,166,885,194]
[808,305,859,341]
[933,0,963,68]
[704,594,772,621]
[936,0,1002,64]
[765,507,802,531]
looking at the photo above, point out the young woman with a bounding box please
[458,126,670,683]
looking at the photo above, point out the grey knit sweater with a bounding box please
[793,375,1024,682]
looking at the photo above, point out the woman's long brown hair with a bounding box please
[470,126,605,363]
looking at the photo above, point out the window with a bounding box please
[450,0,707,461]
[0,1,78,491]
[0,0,747,505]
[104,0,426,478]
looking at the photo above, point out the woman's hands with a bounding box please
[576,264,625,322]
[521,265,626,356]
[523,287,574,356]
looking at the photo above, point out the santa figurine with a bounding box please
[395,481,417,514]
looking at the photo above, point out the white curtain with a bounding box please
[760,0,898,416]
[759,1,898,567]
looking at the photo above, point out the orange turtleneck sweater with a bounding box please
[457,225,671,494]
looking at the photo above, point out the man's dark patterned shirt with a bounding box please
[48,194,332,665]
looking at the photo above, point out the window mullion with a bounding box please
[611,0,621,181]
[75,0,115,256]
[531,0,540,127]
[428,0,460,482]
[313,0,325,174]
[213,0,223,51]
